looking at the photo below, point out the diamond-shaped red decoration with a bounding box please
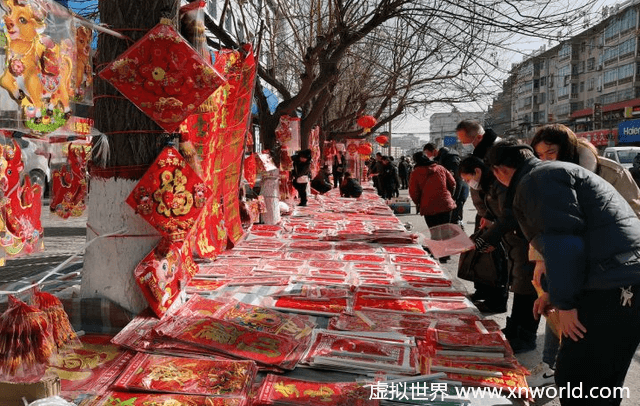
[98,21,225,133]
[126,146,211,243]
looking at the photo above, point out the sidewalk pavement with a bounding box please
[393,188,640,406]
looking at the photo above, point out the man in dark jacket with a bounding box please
[487,141,640,406]
[340,171,363,198]
[332,152,347,188]
[398,156,410,189]
[456,120,505,310]
[424,143,468,227]
[379,156,398,199]
[291,149,312,206]
[311,165,332,194]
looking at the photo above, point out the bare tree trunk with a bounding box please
[82,0,179,313]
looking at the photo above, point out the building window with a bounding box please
[588,77,595,90]
[604,68,618,84]
[587,57,595,71]
[620,8,637,32]
[580,82,585,92]
[604,44,619,62]
[618,88,634,101]
[540,76,546,87]
[618,62,634,79]
[619,38,636,58]
[605,18,620,40]
[603,92,617,104]
[558,43,572,59]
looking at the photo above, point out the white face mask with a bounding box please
[459,144,474,154]
[467,178,480,190]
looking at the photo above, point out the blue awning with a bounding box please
[252,88,279,115]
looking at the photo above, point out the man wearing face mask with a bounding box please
[456,120,505,312]
[456,120,501,159]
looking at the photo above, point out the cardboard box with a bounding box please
[0,374,60,406]
[386,197,412,215]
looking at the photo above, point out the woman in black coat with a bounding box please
[291,149,312,206]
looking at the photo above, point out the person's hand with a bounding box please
[474,236,494,253]
[558,308,587,341]
[532,292,550,320]
[533,260,546,287]
[479,217,492,230]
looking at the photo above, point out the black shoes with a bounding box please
[474,301,507,314]
[502,317,537,354]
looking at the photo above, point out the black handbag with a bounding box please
[457,234,508,287]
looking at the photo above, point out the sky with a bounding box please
[62,0,621,138]
[392,0,623,138]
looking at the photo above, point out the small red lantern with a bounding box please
[375,135,389,146]
[357,115,377,133]
[357,142,373,156]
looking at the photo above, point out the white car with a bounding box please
[602,146,640,169]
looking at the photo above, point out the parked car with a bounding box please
[602,146,640,169]
[0,134,50,196]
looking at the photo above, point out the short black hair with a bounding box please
[459,155,487,175]
[423,143,437,152]
[455,120,483,134]
[485,138,535,169]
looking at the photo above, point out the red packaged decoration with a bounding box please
[134,239,187,318]
[86,391,246,406]
[113,353,257,397]
[47,334,135,398]
[256,374,378,406]
[154,316,303,369]
[98,20,225,133]
[50,143,89,218]
[127,146,211,243]
[0,140,44,258]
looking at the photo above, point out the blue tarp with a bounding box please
[252,88,279,115]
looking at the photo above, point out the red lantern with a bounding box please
[357,142,373,156]
[375,135,389,146]
[357,116,377,133]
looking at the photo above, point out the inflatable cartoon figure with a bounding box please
[0,0,73,128]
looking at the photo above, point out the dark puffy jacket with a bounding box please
[469,128,499,227]
[340,178,363,198]
[510,157,640,309]
[291,155,311,180]
[437,147,463,201]
[409,153,456,216]
[478,181,535,295]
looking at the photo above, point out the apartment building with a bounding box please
[507,1,640,147]
[429,109,485,148]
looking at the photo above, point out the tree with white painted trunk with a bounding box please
[82,0,179,313]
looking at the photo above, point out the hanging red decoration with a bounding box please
[98,19,225,133]
[50,143,89,219]
[375,135,389,146]
[357,115,377,133]
[244,153,257,188]
[134,238,186,318]
[126,146,211,244]
[357,142,373,156]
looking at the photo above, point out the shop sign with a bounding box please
[618,119,640,143]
